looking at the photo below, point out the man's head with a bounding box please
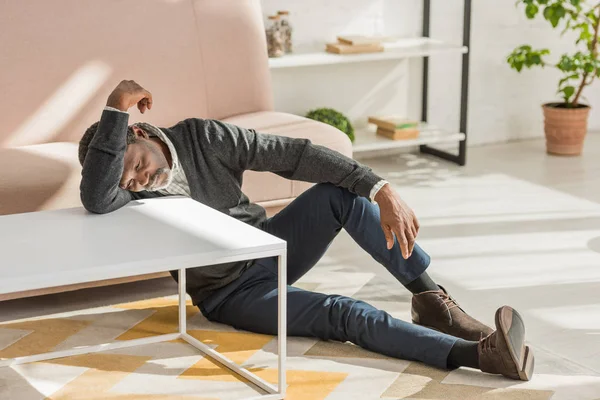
[79,122,173,192]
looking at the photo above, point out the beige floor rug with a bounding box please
[3,172,600,399]
[1,295,558,400]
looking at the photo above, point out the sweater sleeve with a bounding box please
[79,109,135,214]
[194,118,383,198]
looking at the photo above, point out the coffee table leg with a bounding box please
[175,253,286,399]
[1,260,285,399]
[277,251,287,397]
[179,268,186,334]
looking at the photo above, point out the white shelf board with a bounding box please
[269,37,467,69]
[352,125,465,154]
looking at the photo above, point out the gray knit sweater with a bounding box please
[80,110,382,305]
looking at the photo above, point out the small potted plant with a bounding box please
[306,108,355,142]
[507,0,600,155]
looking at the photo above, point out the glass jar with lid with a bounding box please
[277,10,293,54]
[266,15,284,58]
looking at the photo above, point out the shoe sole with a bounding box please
[496,306,535,381]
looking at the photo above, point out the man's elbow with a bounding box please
[80,191,111,214]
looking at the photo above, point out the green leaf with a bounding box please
[516,62,524,72]
[563,85,575,98]
[559,73,580,87]
[557,56,574,72]
[569,0,580,5]
[526,3,539,18]
[586,9,598,24]
[543,6,554,21]
[579,25,592,44]
[584,62,594,73]
[541,3,567,27]
[560,86,575,104]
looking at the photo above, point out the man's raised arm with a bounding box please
[80,80,153,214]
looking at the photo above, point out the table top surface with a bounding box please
[0,197,285,295]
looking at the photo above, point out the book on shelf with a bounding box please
[325,42,384,54]
[376,127,419,140]
[368,116,419,131]
[336,35,394,46]
[368,116,420,140]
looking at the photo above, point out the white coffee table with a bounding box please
[0,197,287,399]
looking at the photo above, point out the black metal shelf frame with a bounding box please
[419,0,471,166]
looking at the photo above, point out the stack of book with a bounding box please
[325,35,389,55]
[368,116,420,140]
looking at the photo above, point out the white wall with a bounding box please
[261,0,600,146]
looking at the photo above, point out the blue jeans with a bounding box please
[200,183,458,369]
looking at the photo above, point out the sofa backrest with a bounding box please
[0,0,273,148]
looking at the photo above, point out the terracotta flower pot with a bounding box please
[542,103,590,156]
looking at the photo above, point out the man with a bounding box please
[79,80,534,381]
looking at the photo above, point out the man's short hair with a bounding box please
[78,122,138,166]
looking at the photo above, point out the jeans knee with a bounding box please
[321,295,364,341]
[312,183,342,197]
[310,184,357,221]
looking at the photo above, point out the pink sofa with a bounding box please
[0,0,351,300]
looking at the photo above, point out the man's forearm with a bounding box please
[80,110,133,213]
[292,141,383,198]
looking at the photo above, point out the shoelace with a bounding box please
[439,292,460,311]
[479,332,496,353]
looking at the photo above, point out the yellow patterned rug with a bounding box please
[0,295,575,400]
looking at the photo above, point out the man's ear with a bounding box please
[132,125,150,139]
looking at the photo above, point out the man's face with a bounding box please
[120,126,171,192]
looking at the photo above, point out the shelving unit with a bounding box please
[268,38,467,69]
[268,0,472,165]
[353,124,465,154]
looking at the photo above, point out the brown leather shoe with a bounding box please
[479,306,534,381]
[411,285,494,341]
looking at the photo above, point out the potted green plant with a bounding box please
[507,0,600,155]
[305,108,355,142]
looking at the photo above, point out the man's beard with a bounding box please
[146,168,173,191]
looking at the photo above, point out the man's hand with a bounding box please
[375,184,420,259]
[106,80,153,114]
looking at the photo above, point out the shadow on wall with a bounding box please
[0,149,76,215]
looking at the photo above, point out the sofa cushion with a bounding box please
[0,143,82,215]
[223,111,352,203]
[223,111,308,130]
